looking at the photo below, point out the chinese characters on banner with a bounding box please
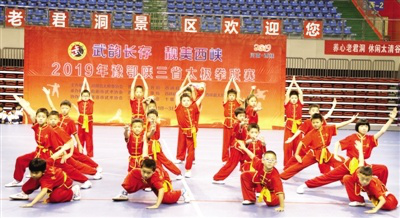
[50,11,69,28]
[304,20,323,39]
[5,8,25,28]
[92,13,110,29]
[182,17,200,33]
[263,19,281,36]
[325,40,400,56]
[222,18,240,34]
[133,15,150,31]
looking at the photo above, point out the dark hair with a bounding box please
[148,99,157,106]
[49,110,60,117]
[227,89,237,96]
[309,104,320,110]
[355,119,370,132]
[81,89,90,96]
[135,85,144,91]
[289,90,299,97]
[36,108,49,117]
[141,159,156,171]
[184,87,192,94]
[234,107,246,117]
[147,109,158,117]
[180,93,192,101]
[247,123,260,131]
[311,113,323,121]
[358,166,373,176]
[0,104,3,108]
[245,94,257,109]
[131,118,144,125]
[263,150,277,159]
[29,158,47,172]
[60,100,72,107]
[11,107,16,110]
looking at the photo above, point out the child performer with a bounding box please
[77,77,95,157]
[124,118,148,171]
[130,74,148,122]
[244,94,261,125]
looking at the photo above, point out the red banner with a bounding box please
[5,8,25,28]
[263,19,281,36]
[325,40,400,56]
[24,27,287,129]
[304,20,323,39]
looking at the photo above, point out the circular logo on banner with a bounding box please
[68,42,87,60]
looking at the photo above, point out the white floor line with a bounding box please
[161,138,204,218]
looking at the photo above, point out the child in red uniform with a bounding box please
[43,88,101,172]
[280,113,358,180]
[244,94,261,125]
[283,76,304,166]
[77,77,95,157]
[240,124,267,173]
[113,159,190,209]
[284,101,337,173]
[222,77,242,163]
[5,95,73,188]
[174,83,205,178]
[130,74,148,122]
[147,109,183,179]
[238,142,284,211]
[344,166,398,213]
[9,158,81,207]
[124,118,148,171]
[296,108,396,194]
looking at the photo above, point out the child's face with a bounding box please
[16,106,21,110]
[248,96,257,107]
[147,114,157,123]
[228,93,236,101]
[60,105,71,116]
[248,128,259,139]
[81,92,90,101]
[30,171,44,180]
[358,125,369,135]
[11,110,16,114]
[141,167,155,180]
[148,103,157,111]
[0,107,3,111]
[181,97,192,108]
[236,113,246,121]
[262,153,277,170]
[309,107,320,115]
[357,173,372,186]
[290,95,299,104]
[311,119,323,129]
[135,87,143,98]
[48,115,59,127]
[36,112,47,125]
[131,122,144,135]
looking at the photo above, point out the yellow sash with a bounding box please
[258,187,272,202]
[152,140,161,160]
[249,161,255,172]
[162,180,173,192]
[182,127,197,148]
[287,118,302,133]
[319,147,329,164]
[82,115,89,133]
[35,145,52,158]
[349,157,359,175]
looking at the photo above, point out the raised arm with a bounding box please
[13,95,36,122]
[223,78,232,104]
[374,107,397,140]
[140,74,149,98]
[232,77,241,101]
[323,98,337,120]
[42,87,57,111]
[78,78,86,101]
[130,74,139,100]
[335,114,358,129]
[175,83,191,106]
[284,77,295,104]
[84,78,93,100]
[293,76,304,104]
[238,140,255,160]
[179,73,190,90]
[196,85,206,107]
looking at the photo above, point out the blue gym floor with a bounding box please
[1,125,399,217]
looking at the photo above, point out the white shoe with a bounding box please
[349,201,366,207]
[212,180,225,185]
[297,184,307,194]
[174,160,183,164]
[96,167,103,173]
[185,170,192,178]
[242,200,255,205]
[192,160,196,165]
[9,192,29,200]
[112,191,129,201]
[222,161,227,166]
[92,172,102,180]
[255,192,260,198]
[72,185,81,201]
[81,181,92,189]
[144,187,152,192]
[5,180,23,187]
[182,189,191,203]
[176,174,183,180]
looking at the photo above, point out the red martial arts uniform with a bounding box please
[283,101,303,166]
[148,122,181,176]
[130,97,146,123]
[22,159,74,203]
[77,99,94,157]
[343,170,397,210]
[175,102,199,170]
[126,130,145,171]
[280,125,343,180]
[222,99,241,162]
[121,168,181,204]
[305,133,388,188]
[241,157,284,206]
[246,106,258,124]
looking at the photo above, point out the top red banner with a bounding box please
[325,40,400,56]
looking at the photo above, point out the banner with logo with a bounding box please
[24,27,286,129]
[325,40,400,56]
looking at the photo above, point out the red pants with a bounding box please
[284,154,331,174]
[78,122,94,157]
[13,151,51,182]
[153,152,182,176]
[241,171,280,206]
[343,175,398,210]
[306,163,388,188]
[72,149,98,168]
[213,147,243,181]
[66,157,97,175]
[222,126,234,162]
[176,128,186,161]
[280,151,343,180]
[54,160,88,183]
[122,170,181,204]
[22,177,73,203]
[128,156,142,172]
[283,128,301,167]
